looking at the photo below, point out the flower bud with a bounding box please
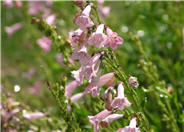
[73,0,84,6]
[128,76,139,88]
[167,86,174,94]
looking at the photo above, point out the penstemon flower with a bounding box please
[100,114,124,128]
[73,4,94,30]
[37,37,52,52]
[5,22,23,36]
[71,67,84,85]
[105,27,123,50]
[116,117,141,132]
[88,109,112,131]
[85,76,100,97]
[72,43,89,65]
[2,108,20,122]
[29,81,42,95]
[70,91,86,103]
[23,111,45,121]
[98,72,115,87]
[65,80,79,98]
[85,72,114,97]
[45,14,56,25]
[88,24,107,48]
[111,82,131,110]
[69,28,86,46]
[72,52,102,85]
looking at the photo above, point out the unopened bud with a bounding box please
[128,76,139,88]
[167,86,174,94]
[73,0,84,6]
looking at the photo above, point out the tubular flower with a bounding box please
[82,52,102,82]
[111,82,131,110]
[85,76,100,97]
[72,43,89,65]
[37,37,52,52]
[85,72,114,97]
[64,80,79,98]
[69,28,85,46]
[100,114,124,128]
[88,109,112,131]
[70,91,86,103]
[73,5,94,30]
[98,72,115,87]
[5,22,23,36]
[71,67,84,85]
[105,27,123,50]
[116,117,140,132]
[23,111,45,121]
[45,14,56,25]
[88,24,107,48]
[2,108,20,122]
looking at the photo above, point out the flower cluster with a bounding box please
[64,1,140,131]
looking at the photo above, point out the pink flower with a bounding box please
[71,67,84,85]
[85,76,100,97]
[2,108,20,122]
[5,22,23,36]
[37,37,52,52]
[111,82,131,110]
[56,53,63,65]
[97,0,104,5]
[82,52,102,82]
[98,72,115,87]
[69,29,86,46]
[74,5,94,30]
[100,114,124,128]
[100,6,111,16]
[68,57,76,66]
[65,80,79,98]
[29,81,42,95]
[88,24,107,48]
[72,43,89,65]
[52,130,61,132]
[28,1,44,15]
[23,111,45,121]
[70,91,86,103]
[45,14,56,25]
[42,8,51,18]
[15,0,22,8]
[23,68,36,80]
[88,109,112,131]
[116,117,140,132]
[72,52,103,85]
[105,27,123,50]
[3,0,13,8]
[28,1,52,15]
[85,72,114,97]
